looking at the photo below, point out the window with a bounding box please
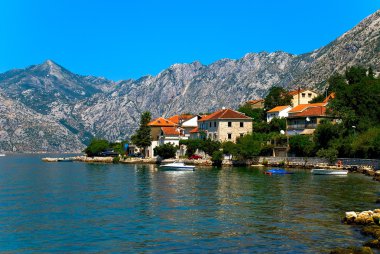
[302,93,306,98]
[209,122,212,127]
[214,122,217,127]
[228,122,232,127]
[308,93,312,98]
[240,133,244,138]
[228,133,232,140]
[240,122,244,127]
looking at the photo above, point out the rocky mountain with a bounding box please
[0,10,379,152]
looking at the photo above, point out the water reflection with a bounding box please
[0,156,379,252]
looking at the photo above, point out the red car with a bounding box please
[189,154,202,160]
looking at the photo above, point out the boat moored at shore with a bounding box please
[311,169,348,175]
[160,162,195,171]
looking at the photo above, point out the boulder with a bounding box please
[355,211,375,225]
[330,246,373,254]
[344,211,358,224]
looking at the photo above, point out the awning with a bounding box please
[300,129,315,135]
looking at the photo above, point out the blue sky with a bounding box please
[0,1,379,80]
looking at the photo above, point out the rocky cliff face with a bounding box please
[0,10,379,152]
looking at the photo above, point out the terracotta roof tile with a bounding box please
[288,103,327,113]
[198,108,251,122]
[147,117,177,127]
[323,92,335,103]
[161,127,181,135]
[189,127,199,133]
[267,105,291,113]
[290,106,327,118]
[288,89,306,96]
[167,114,194,124]
[247,99,264,104]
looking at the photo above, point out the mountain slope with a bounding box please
[0,10,379,151]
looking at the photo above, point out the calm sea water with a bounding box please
[0,154,379,253]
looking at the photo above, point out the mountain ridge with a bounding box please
[0,10,379,152]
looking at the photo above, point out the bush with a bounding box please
[113,156,120,163]
[211,151,223,166]
[154,143,178,159]
[84,138,110,157]
[317,148,338,164]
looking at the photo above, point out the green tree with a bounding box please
[289,135,315,157]
[202,139,221,156]
[180,139,204,157]
[211,151,224,166]
[131,112,152,153]
[309,94,326,103]
[234,134,262,160]
[154,143,178,159]
[314,121,341,150]
[84,138,110,157]
[222,141,237,156]
[264,86,293,110]
[317,148,338,165]
[345,66,368,85]
[268,117,286,133]
[237,103,265,122]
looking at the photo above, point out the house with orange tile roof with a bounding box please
[288,89,319,106]
[266,105,292,122]
[145,115,201,158]
[286,102,336,135]
[145,117,178,158]
[190,108,253,142]
[246,99,265,109]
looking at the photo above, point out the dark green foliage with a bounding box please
[154,143,178,159]
[328,67,380,132]
[131,112,152,149]
[289,135,315,157]
[314,121,341,149]
[316,148,338,164]
[345,66,368,85]
[264,86,293,109]
[84,138,110,157]
[268,118,286,133]
[180,139,204,156]
[237,103,265,122]
[309,94,326,103]
[234,134,262,160]
[351,127,380,159]
[222,141,237,155]
[327,73,346,94]
[211,151,223,166]
[110,141,128,155]
[202,139,221,156]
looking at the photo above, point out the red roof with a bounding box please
[290,106,327,118]
[198,108,251,122]
[167,114,194,124]
[246,99,264,105]
[323,92,335,103]
[148,117,177,127]
[267,105,291,113]
[161,127,181,135]
[288,89,306,96]
[288,103,327,113]
[189,127,199,133]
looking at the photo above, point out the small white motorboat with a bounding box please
[0,153,5,157]
[311,169,348,175]
[160,162,195,171]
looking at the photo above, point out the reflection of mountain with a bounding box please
[1,11,379,152]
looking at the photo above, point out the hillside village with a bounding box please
[137,88,335,159]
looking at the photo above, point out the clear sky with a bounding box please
[0,0,379,80]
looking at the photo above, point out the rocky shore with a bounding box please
[339,209,380,253]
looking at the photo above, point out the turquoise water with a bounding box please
[0,154,379,253]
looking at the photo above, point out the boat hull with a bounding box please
[311,169,348,175]
[160,162,195,171]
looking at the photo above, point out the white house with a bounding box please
[266,105,292,122]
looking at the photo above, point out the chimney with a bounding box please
[298,87,301,106]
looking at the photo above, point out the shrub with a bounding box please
[317,148,338,164]
[154,143,178,159]
[84,138,110,157]
[211,151,223,166]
